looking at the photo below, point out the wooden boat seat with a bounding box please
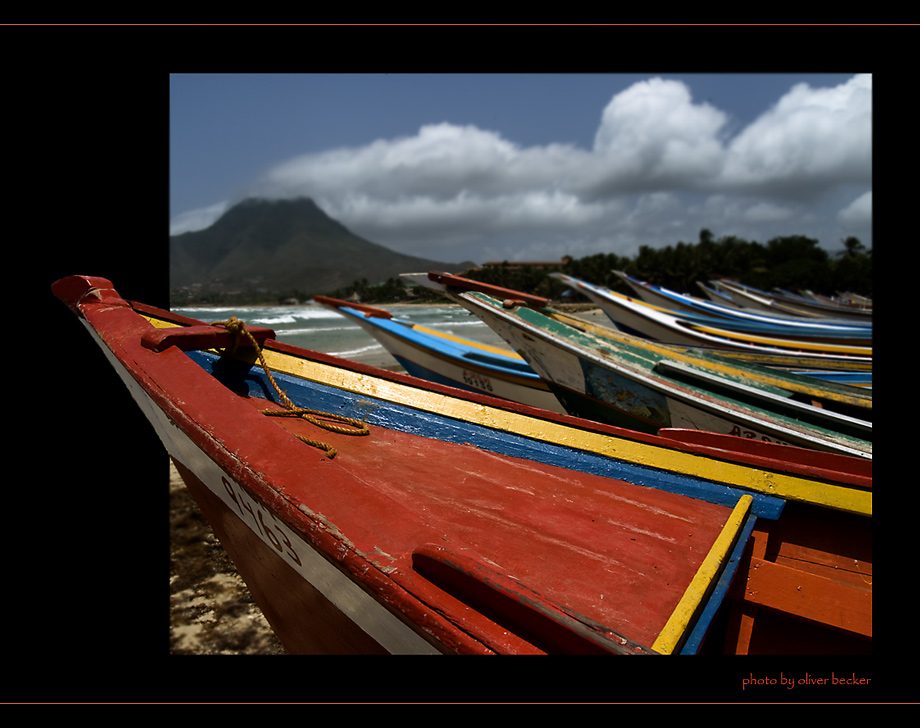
[410,544,657,654]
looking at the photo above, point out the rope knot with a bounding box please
[212,316,251,355]
[221,316,246,334]
[210,317,369,459]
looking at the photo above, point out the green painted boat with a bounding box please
[419,272,871,460]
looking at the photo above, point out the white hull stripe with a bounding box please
[84,321,441,655]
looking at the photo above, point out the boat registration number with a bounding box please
[221,474,303,567]
[462,369,494,393]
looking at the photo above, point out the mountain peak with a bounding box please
[207,197,350,240]
[170,197,470,302]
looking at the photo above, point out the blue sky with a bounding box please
[169,73,871,265]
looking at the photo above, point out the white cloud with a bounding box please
[588,78,728,193]
[170,201,229,235]
[838,191,872,226]
[172,75,872,262]
[724,74,872,194]
[253,122,586,204]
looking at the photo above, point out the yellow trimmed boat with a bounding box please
[54,274,871,655]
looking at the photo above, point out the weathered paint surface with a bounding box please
[315,298,564,413]
[454,291,871,461]
[54,275,872,654]
[553,273,872,366]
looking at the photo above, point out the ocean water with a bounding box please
[172,301,513,370]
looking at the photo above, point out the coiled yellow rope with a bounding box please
[212,317,369,459]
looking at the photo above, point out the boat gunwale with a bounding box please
[554,273,872,363]
[615,271,872,334]
[455,290,872,462]
[61,284,767,653]
[319,299,544,385]
[54,275,874,656]
[122,297,872,506]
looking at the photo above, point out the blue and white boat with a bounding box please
[313,296,566,413]
[551,273,872,376]
[55,273,872,655]
[613,271,872,341]
[710,278,872,321]
[418,273,872,460]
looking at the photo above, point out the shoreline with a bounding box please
[171,299,458,310]
[171,299,603,314]
[168,302,612,374]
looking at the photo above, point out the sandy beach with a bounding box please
[169,459,286,655]
[168,304,606,654]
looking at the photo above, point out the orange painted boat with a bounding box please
[53,275,871,655]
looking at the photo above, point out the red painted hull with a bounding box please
[172,458,393,654]
[54,275,872,655]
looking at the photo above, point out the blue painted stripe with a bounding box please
[189,349,786,520]
[635,284,872,338]
[680,513,758,654]
[793,370,873,386]
[341,307,539,379]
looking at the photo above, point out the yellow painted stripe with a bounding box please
[687,321,871,356]
[146,315,179,329]
[398,329,552,391]
[411,324,526,361]
[260,349,871,517]
[604,289,871,356]
[140,313,870,516]
[652,495,753,655]
[551,313,870,409]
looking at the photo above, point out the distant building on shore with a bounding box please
[480,256,572,271]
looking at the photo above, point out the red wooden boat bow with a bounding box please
[54,274,871,655]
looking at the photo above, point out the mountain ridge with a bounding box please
[170,197,474,302]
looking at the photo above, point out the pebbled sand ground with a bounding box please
[169,460,286,655]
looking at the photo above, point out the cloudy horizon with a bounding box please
[170,73,871,265]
